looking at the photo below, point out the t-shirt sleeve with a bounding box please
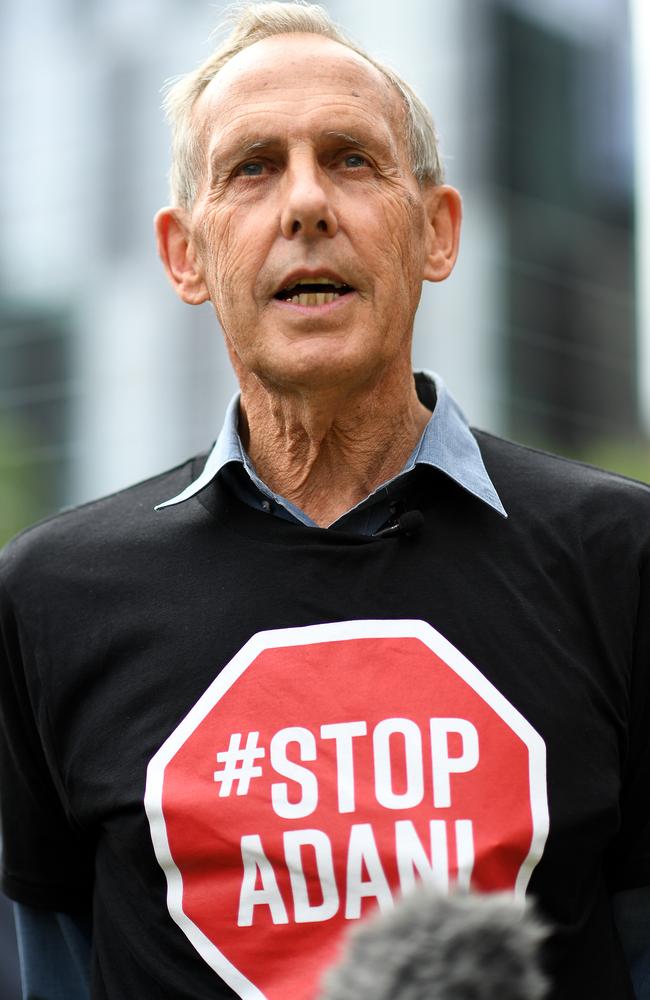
[606,547,650,892]
[13,902,92,999]
[0,569,94,910]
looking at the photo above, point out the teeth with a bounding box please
[282,277,346,293]
[292,291,340,306]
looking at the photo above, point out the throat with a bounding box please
[248,426,426,528]
[239,375,432,528]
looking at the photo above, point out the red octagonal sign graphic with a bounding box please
[145,619,548,1000]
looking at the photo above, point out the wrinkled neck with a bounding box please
[239,371,431,526]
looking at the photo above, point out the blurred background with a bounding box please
[0,0,645,993]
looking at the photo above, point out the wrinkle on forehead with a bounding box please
[204,33,394,102]
[192,33,401,153]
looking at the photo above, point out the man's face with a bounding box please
[181,33,449,394]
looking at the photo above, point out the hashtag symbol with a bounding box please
[213,732,266,796]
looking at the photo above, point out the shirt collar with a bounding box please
[155,370,506,517]
[410,372,506,516]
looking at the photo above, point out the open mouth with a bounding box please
[274,276,354,306]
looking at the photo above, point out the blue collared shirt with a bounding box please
[156,371,506,527]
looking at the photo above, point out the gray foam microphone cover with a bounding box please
[318,887,549,1000]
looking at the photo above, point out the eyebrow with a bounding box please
[209,126,396,180]
[239,138,278,155]
[209,137,278,180]
[324,128,398,159]
[323,130,366,147]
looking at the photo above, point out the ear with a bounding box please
[154,207,210,305]
[421,185,462,284]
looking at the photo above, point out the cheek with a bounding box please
[368,191,427,283]
[200,210,265,310]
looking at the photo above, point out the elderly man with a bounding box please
[1,3,650,999]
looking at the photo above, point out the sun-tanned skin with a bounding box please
[156,33,462,526]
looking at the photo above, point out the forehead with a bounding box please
[194,33,404,151]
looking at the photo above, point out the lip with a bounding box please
[272,267,353,298]
[271,289,357,316]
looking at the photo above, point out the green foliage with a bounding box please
[577,440,650,485]
[0,421,45,547]
[525,435,650,486]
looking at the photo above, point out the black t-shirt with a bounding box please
[1,430,649,999]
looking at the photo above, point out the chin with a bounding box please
[262,345,387,391]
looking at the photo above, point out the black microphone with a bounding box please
[317,887,549,1000]
[374,510,425,538]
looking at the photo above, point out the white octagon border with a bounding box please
[144,618,549,1000]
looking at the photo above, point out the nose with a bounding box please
[280,151,338,239]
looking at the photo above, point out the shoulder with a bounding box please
[0,453,206,595]
[473,429,650,550]
[475,429,650,504]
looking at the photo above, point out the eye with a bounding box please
[342,152,369,169]
[235,161,266,177]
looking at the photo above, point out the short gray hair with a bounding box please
[163,1,445,208]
